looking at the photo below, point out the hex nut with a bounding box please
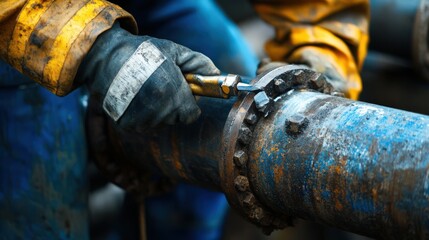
[233,150,248,167]
[323,85,334,94]
[250,207,265,221]
[238,126,252,145]
[261,215,274,227]
[245,113,258,125]
[293,69,304,76]
[242,192,256,208]
[286,114,309,135]
[254,91,274,117]
[254,91,270,109]
[274,79,287,93]
[234,175,250,192]
[309,73,325,89]
[292,69,305,84]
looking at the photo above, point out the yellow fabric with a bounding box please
[252,0,369,100]
[7,0,54,73]
[0,0,26,63]
[0,0,137,96]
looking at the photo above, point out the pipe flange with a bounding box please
[220,65,336,234]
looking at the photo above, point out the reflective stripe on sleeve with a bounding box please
[6,0,137,95]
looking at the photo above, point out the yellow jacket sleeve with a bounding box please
[0,0,137,96]
[251,0,369,100]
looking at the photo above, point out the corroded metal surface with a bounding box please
[88,65,429,238]
[220,65,335,233]
[248,90,429,239]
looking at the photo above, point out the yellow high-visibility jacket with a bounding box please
[0,0,137,96]
[252,0,369,99]
[0,0,368,99]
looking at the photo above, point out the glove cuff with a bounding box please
[78,24,171,121]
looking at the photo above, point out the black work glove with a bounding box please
[78,23,220,132]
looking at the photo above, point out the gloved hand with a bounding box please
[289,46,361,100]
[257,46,362,100]
[77,23,220,132]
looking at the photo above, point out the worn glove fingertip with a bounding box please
[205,64,221,75]
[197,54,221,75]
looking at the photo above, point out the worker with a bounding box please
[0,0,368,239]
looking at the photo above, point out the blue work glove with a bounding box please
[77,23,220,132]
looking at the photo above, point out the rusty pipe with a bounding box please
[88,66,429,238]
[247,90,429,239]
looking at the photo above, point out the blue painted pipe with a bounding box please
[248,90,429,239]
[92,86,429,238]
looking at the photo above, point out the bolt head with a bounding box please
[323,85,334,94]
[234,175,250,192]
[245,113,258,125]
[254,91,270,109]
[293,69,304,76]
[292,69,306,84]
[242,192,256,208]
[274,79,287,93]
[238,126,252,145]
[254,91,274,117]
[233,150,248,167]
[310,73,325,89]
[286,114,309,135]
[250,207,265,221]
